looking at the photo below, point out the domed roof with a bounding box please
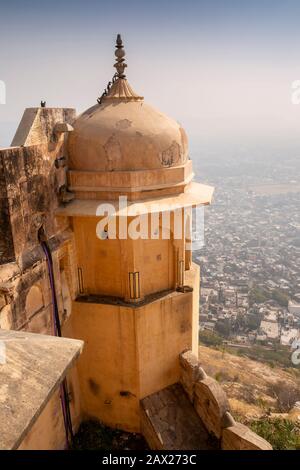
[68,101,188,172]
[68,35,189,173]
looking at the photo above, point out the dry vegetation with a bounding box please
[198,345,300,419]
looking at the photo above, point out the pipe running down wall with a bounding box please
[40,238,74,448]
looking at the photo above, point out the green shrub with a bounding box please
[199,330,223,347]
[214,370,232,383]
[249,287,269,306]
[250,418,300,450]
[267,380,300,412]
[271,289,289,307]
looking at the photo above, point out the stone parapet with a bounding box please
[179,350,272,450]
[194,376,230,439]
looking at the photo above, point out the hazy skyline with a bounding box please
[1,0,300,154]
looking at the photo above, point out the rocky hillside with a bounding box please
[198,345,300,420]
[198,345,300,449]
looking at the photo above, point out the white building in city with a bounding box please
[288,301,300,316]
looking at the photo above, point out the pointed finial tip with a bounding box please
[114,33,127,79]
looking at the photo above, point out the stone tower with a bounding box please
[0,35,272,451]
[57,35,214,431]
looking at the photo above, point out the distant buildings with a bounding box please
[195,169,300,351]
[288,300,300,316]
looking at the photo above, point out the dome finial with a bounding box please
[97,35,143,103]
[114,34,127,79]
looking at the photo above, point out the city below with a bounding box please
[193,151,300,367]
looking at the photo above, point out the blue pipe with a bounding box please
[41,240,74,449]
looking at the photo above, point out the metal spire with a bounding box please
[114,34,127,79]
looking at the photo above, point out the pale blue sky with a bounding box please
[1,0,300,154]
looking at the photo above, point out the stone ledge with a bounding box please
[140,383,217,450]
[222,423,273,450]
[179,350,206,402]
[194,377,230,439]
[0,329,83,450]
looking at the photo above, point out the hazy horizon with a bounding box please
[1,0,300,157]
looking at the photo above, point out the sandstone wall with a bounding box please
[0,107,76,333]
[68,287,196,433]
[0,108,83,449]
